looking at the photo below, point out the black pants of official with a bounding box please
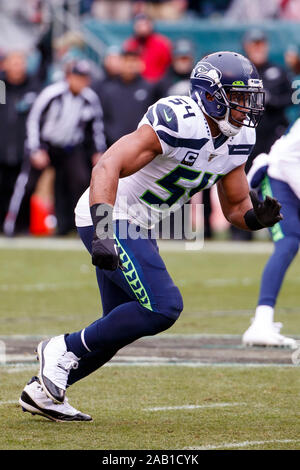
[15,145,91,235]
[0,164,21,232]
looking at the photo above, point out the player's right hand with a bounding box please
[91,236,120,271]
[90,203,121,271]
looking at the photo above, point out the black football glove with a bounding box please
[90,203,121,271]
[249,190,283,228]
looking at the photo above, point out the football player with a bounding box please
[20,51,282,421]
[243,118,300,348]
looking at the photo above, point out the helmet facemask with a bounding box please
[216,81,265,128]
[199,82,265,137]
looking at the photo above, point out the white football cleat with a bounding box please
[19,376,92,422]
[37,335,79,403]
[242,320,298,349]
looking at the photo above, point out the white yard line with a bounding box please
[145,402,245,412]
[2,332,297,340]
[107,361,297,368]
[0,237,274,254]
[186,439,300,450]
[1,276,300,292]
[0,334,297,368]
[0,237,84,251]
[1,361,297,372]
[0,281,92,292]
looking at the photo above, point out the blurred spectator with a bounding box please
[285,45,300,123]
[27,0,43,24]
[53,31,102,80]
[80,0,95,15]
[0,51,5,78]
[95,46,122,86]
[54,31,86,62]
[225,0,280,21]
[5,60,106,236]
[123,14,172,83]
[280,0,300,20]
[189,0,231,18]
[285,45,300,75]
[35,21,54,84]
[140,0,188,20]
[94,49,160,147]
[0,51,40,232]
[243,29,292,172]
[160,38,195,96]
[92,0,133,21]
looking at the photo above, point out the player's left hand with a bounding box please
[250,190,283,227]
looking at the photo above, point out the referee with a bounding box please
[5,60,106,236]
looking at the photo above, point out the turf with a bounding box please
[1,365,300,450]
[0,247,299,336]
[1,244,300,450]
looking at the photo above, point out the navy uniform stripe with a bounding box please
[228,144,254,155]
[157,130,209,150]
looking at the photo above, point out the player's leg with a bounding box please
[243,176,300,347]
[66,225,137,386]
[20,226,133,419]
[37,220,183,402]
[78,225,135,315]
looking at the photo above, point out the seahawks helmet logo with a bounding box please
[193,64,211,76]
[192,62,222,85]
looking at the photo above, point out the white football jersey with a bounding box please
[75,95,256,228]
[248,118,300,200]
[267,118,300,199]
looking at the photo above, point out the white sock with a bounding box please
[254,305,274,325]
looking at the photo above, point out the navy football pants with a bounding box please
[67,221,183,386]
[258,176,300,307]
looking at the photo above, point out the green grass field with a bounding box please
[1,242,300,450]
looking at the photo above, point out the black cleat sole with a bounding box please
[19,392,92,423]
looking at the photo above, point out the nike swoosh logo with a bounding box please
[163,109,172,122]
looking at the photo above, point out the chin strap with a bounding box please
[194,91,241,138]
[212,108,241,137]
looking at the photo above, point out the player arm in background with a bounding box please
[217,164,283,231]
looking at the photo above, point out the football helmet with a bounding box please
[190,51,265,137]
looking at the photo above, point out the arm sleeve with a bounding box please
[247,153,269,189]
